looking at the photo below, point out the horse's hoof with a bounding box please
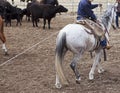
[43,26,45,29]
[5,52,9,56]
[76,80,80,84]
[89,74,94,80]
[55,83,62,89]
[98,69,104,74]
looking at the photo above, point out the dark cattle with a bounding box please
[4,6,23,26]
[0,1,24,26]
[26,0,58,22]
[21,8,28,20]
[0,6,5,18]
[30,4,68,29]
[20,0,35,2]
[40,0,58,6]
[26,2,33,21]
[26,0,40,21]
[0,0,12,18]
[20,0,26,2]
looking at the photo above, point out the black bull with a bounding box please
[29,4,68,29]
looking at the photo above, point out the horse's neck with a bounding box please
[101,16,112,32]
[101,8,114,32]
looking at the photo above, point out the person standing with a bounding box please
[116,0,120,29]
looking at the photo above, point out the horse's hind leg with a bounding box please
[70,54,82,84]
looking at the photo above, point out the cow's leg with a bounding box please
[5,22,7,27]
[17,17,22,26]
[20,19,22,26]
[43,18,46,29]
[32,16,35,27]
[16,19,18,26]
[48,19,51,29]
[35,19,38,27]
[18,16,22,26]
[10,19,11,26]
[28,16,30,21]
[5,19,8,27]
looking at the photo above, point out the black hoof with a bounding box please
[76,80,80,84]
[5,52,9,56]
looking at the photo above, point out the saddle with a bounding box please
[76,19,107,61]
[77,19,108,51]
[76,19,105,38]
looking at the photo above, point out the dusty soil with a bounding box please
[0,13,120,93]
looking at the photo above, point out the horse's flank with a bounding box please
[60,24,96,52]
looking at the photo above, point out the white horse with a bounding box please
[55,5,116,88]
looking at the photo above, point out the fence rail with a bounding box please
[7,0,116,16]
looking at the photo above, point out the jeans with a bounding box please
[116,12,120,27]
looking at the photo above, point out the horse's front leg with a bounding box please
[89,49,102,80]
[48,19,51,29]
[70,54,81,84]
[0,33,8,55]
[2,43,8,55]
[43,18,46,29]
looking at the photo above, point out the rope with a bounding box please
[0,31,58,67]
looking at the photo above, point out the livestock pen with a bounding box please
[6,0,116,19]
[0,0,120,93]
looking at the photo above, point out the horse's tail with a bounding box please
[55,32,68,85]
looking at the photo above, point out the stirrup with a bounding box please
[105,45,113,50]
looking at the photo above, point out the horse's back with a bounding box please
[58,23,96,52]
[60,23,88,36]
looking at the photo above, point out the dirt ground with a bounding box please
[0,13,120,93]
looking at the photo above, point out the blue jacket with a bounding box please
[77,0,98,21]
